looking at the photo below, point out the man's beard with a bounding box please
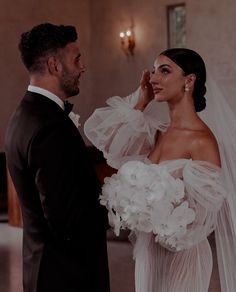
[60,65,80,97]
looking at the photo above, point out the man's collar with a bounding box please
[27,85,64,110]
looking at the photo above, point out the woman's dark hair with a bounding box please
[19,23,78,73]
[160,48,206,112]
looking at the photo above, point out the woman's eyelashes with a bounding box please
[160,67,170,75]
[151,66,171,75]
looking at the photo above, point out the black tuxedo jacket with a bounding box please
[5,91,110,292]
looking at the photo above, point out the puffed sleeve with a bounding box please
[156,160,225,251]
[84,88,168,169]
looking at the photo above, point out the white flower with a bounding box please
[108,211,121,236]
[145,181,165,202]
[165,177,185,203]
[119,161,153,187]
[151,199,173,235]
[168,201,196,227]
[100,160,196,248]
[69,111,80,127]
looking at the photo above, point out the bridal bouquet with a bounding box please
[100,161,195,246]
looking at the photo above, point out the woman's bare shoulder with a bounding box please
[189,124,221,166]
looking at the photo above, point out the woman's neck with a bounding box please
[168,97,199,129]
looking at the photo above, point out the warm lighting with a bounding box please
[119,27,135,56]
[119,32,125,38]
[126,30,131,37]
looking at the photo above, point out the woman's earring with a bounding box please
[185,86,189,92]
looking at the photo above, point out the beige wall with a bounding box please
[187,0,236,110]
[1,0,236,150]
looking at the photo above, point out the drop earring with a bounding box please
[185,86,189,92]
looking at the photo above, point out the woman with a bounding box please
[84,48,236,291]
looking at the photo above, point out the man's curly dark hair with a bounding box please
[19,23,78,73]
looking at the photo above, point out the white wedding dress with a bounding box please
[84,87,236,292]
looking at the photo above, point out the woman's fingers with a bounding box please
[140,70,150,89]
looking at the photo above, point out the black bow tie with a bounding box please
[64,101,73,115]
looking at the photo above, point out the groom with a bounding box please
[5,23,110,292]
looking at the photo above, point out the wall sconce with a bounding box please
[119,27,135,56]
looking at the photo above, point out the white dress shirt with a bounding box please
[28,85,65,110]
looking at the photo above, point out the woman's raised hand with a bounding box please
[134,69,154,111]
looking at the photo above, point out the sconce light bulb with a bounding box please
[126,30,131,37]
[119,27,135,56]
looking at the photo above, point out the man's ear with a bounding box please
[185,74,196,90]
[47,56,61,75]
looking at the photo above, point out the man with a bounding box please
[5,23,110,292]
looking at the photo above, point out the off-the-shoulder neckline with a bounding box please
[146,157,221,170]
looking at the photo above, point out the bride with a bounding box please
[84,48,236,291]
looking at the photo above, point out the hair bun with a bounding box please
[194,95,206,112]
[193,85,206,112]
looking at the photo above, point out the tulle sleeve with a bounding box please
[84,88,168,169]
[157,159,225,251]
[100,159,225,252]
